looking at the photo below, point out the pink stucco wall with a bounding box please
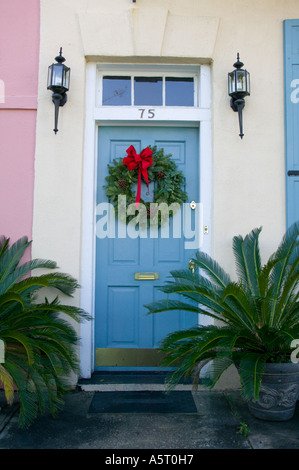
[0,0,40,251]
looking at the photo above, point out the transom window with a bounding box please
[97,65,200,108]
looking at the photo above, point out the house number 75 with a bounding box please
[139,108,155,119]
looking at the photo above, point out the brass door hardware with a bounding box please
[95,348,164,367]
[188,259,197,275]
[134,272,159,280]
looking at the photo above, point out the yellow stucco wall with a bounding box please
[33,0,299,386]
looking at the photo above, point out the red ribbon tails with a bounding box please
[123,145,153,209]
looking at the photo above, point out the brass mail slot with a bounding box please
[134,272,159,281]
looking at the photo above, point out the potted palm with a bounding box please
[0,236,90,428]
[146,222,299,421]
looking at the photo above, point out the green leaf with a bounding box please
[202,356,234,389]
[194,251,231,288]
[0,291,24,310]
[1,331,35,365]
[0,236,31,283]
[238,354,266,401]
[232,227,262,297]
[269,221,299,326]
[0,364,14,405]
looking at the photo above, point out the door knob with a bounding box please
[188,259,197,275]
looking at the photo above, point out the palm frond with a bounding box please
[274,273,299,326]
[269,221,299,326]
[0,259,58,294]
[222,282,259,330]
[11,272,80,297]
[194,251,231,288]
[232,227,262,296]
[238,353,267,401]
[0,291,24,312]
[0,236,31,283]
[145,299,227,324]
[201,356,234,389]
[167,268,226,300]
[159,279,227,320]
[0,236,9,258]
[257,255,281,299]
[4,357,39,428]
[159,325,235,390]
[1,330,35,365]
[0,364,14,405]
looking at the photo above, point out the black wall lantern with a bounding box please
[228,53,250,139]
[47,48,70,134]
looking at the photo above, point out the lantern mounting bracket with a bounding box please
[230,97,245,139]
[52,92,67,134]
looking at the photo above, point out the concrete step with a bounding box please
[77,372,200,392]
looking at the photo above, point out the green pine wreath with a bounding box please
[103,145,188,226]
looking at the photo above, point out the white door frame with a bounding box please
[79,62,213,378]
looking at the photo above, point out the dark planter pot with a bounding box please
[247,363,299,421]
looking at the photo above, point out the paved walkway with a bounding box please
[0,389,298,450]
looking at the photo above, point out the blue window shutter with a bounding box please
[284,19,299,228]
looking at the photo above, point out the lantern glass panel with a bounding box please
[52,64,64,87]
[236,70,246,92]
[63,67,70,90]
[246,71,250,95]
[228,71,236,95]
[47,65,53,89]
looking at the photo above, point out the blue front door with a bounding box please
[95,126,199,369]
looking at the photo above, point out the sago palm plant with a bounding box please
[146,222,299,402]
[0,236,89,428]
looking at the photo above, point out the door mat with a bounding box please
[88,391,197,414]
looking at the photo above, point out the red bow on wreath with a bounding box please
[123,145,153,209]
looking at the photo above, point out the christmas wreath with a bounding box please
[103,145,188,227]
